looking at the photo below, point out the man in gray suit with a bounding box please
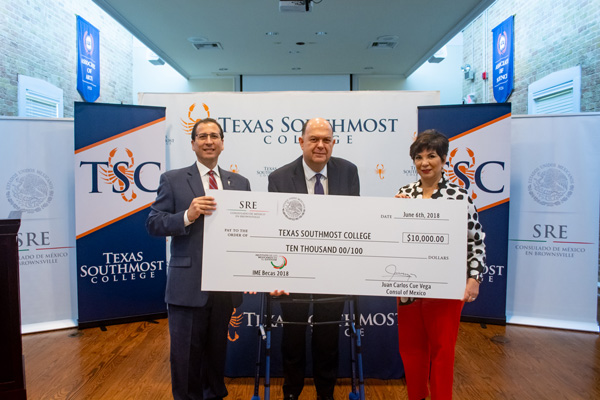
[268,118,360,400]
[146,118,251,400]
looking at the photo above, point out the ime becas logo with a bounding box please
[180,103,211,135]
[80,147,160,201]
[445,147,505,199]
[271,256,288,270]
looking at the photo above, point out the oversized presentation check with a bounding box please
[202,190,468,299]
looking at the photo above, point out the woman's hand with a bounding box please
[463,278,480,302]
[395,193,410,199]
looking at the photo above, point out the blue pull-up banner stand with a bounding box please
[418,103,512,324]
[74,102,167,328]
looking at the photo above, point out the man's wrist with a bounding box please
[184,210,195,226]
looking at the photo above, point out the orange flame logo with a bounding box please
[100,147,137,202]
[446,147,478,200]
[180,103,211,135]
[230,164,239,174]
[375,164,385,179]
[228,308,242,342]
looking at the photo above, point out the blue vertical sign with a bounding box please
[492,16,514,103]
[76,16,100,102]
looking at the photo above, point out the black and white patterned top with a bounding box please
[397,173,486,305]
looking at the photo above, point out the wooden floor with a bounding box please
[22,319,600,400]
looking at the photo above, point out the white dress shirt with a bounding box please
[302,158,328,195]
[184,162,223,225]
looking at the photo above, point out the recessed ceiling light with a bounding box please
[266,32,279,36]
[219,68,228,71]
[377,35,398,41]
[191,42,223,50]
[296,42,305,46]
[289,50,300,54]
[315,32,327,36]
[369,41,397,50]
[292,67,301,70]
[187,37,208,43]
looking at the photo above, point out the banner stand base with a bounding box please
[78,312,167,330]
[461,315,506,326]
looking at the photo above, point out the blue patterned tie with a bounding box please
[314,173,324,195]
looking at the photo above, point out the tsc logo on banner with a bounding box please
[80,147,161,199]
[445,147,505,201]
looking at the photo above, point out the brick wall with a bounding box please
[462,0,600,114]
[0,0,133,118]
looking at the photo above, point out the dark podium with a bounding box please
[0,212,26,400]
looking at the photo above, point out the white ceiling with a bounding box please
[92,0,493,79]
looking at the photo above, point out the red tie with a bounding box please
[208,170,218,190]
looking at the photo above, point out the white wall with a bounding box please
[355,33,464,105]
[241,75,350,92]
[132,38,235,103]
[133,34,463,102]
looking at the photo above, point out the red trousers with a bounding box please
[396,299,464,400]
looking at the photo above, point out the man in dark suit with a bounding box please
[146,118,251,400]
[268,118,360,400]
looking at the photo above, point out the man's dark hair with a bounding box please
[191,118,224,140]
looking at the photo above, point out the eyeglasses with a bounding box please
[195,133,222,142]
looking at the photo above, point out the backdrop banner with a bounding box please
[74,103,167,327]
[418,103,512,324]
[508,114,600,332]
[0,117,77,333]
[139,90,440,378]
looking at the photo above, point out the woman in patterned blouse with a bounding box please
[395,129,486,400]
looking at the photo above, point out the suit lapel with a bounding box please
[327,158,340,195]
[219,167,234,191]
[292,157,309,194]
[186,164,205,197]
